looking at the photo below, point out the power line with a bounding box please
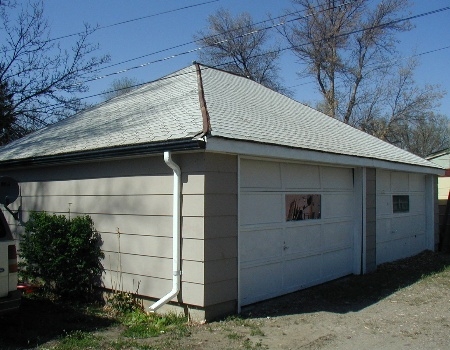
[5,0,335,114]
[33,42,450,115]
[1,0,309,70]
[415,45,450,58]
[86,1,355,82]
[46,0,220,42]
[287,45,450,89]
[22,4,450,112]
[95,0,332,72]
[85,5,450,84]
[0,0,220,55]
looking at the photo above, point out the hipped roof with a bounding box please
[0,63,442,173]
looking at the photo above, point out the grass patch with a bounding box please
[0,292,190,349]
[419,263,450,286]
[250,327,265,337]
[120,310,189,339]
[48,330,103,350]
[220,315,266,349]
[227,331,244,340]
[224,315,265,337]
[243,338,267,349]
[105,338,154,350]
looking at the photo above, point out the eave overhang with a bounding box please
[0,138,206,169]
[206,137,445,176]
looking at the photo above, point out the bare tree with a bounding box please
[282,0,413,121]
[101,77,139,101]
[280,0,448,155]
[0,1,110,144]
[395,113,449,158]
[359,59,446,140]
[195,8,289,95]
[0,65,15,144]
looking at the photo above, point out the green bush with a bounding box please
[20,211,104,301]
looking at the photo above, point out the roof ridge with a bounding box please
[194,62,211,138]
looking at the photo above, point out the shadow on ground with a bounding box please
[241,250,450,318]
[0,296,115,349]
[1,251,450,349]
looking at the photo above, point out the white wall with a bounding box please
[2,155,209,306]
[376,170,429,264]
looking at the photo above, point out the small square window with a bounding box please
[393,195,409,213]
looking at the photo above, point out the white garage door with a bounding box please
[376,170,427,265]
[239,159,357,306]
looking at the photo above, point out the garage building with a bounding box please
[0,63,443,320]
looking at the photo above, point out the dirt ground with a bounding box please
[157,251,450,350]
[1,251,450,350]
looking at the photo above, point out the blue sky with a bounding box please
[36,1,450,114]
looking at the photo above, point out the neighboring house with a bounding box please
[426,149,450,250]
[0,63,443,321]
[426,149,450,204]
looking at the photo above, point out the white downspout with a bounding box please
[149,151,181,312]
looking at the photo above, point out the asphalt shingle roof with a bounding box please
[201,65,438,168]
[0,63,441,170]
[0,67,203,161]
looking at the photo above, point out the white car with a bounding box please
[0,210,20,313]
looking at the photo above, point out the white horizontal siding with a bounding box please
[4,156,209,307]
[376,170,428,264]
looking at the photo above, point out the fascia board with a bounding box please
[0,139,206,169]
[206,137,445,176]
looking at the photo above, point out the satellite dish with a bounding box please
[0,176,19,206]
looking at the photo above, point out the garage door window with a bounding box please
[286,194,321,221]
[393,195,409,213]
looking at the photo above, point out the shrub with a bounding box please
[105,290,142,315]
[20,212,104,301]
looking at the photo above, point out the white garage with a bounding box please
[239,158,359,306]
[376,170,429,264]
[0,63,443,320]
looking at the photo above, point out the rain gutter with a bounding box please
[0,139,205,168]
